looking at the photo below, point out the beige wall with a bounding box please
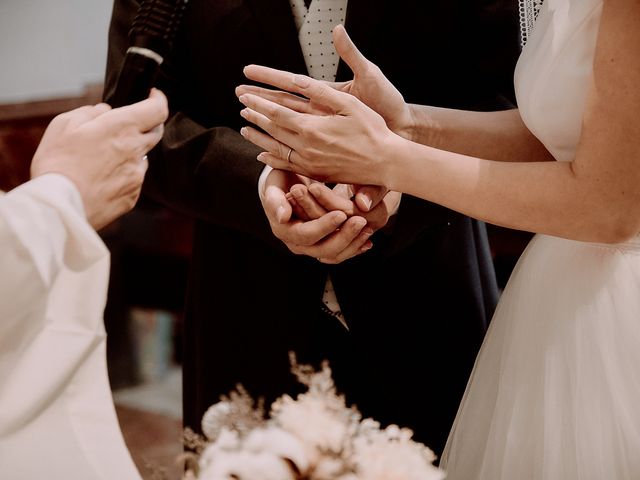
[0,0,113,103]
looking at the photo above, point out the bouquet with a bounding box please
[180,354,446,480]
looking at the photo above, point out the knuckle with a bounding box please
[287,244,303,255]
[276,142,288,159]
[270,106,281,123]
[122,195,137,213]
[153,124,165,140]
[367,62,381,77]
[298,120,315,139]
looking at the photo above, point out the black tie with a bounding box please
[304,0,312,8]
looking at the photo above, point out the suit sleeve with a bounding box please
[103,0,284,249]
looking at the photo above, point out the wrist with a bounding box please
[378,131,409,191]
[400,104,443,149]
[395,104,418,142]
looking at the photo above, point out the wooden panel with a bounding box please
[0,84,104,191]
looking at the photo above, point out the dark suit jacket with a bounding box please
[105,0,520,456]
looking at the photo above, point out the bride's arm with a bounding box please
[404,105,555,163]
[385,0,639,243]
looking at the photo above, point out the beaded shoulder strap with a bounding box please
[519,0,544,47]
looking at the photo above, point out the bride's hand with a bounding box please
[236,25,414,140]
[237,70,399,186]
[328,25,414,140]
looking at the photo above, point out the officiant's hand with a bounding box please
[261,169,372,263]
[31,89,168,230]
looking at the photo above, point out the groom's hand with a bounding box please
[261,169,372,263]
[295,182,400,233]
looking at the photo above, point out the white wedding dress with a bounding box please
[440,0,640,478]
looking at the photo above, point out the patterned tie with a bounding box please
[296,0,347,80]
[290,0,349,328]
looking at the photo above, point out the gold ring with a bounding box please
[286,147,293,163]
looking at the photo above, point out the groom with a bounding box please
[105,0,519,456]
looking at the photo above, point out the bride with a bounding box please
[234,0,640,478]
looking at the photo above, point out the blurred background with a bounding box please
[0,1,532,478]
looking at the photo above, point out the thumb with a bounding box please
[352,185,390,212]
[60,103,112,129]
[265,185,292,224]
[332,24,369,77]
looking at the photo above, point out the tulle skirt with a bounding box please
[440,234,640,480]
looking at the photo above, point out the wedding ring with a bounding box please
[286,147,293,164]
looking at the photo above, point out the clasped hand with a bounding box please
[261,168,403,263]
[238,25,410,263]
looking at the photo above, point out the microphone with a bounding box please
[110,0,189,107]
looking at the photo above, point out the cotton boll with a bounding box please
[201,402,233,440]
[198,451,297,480]
[272,394,351,462]
[244,426,310,474]
[352,435,445,480]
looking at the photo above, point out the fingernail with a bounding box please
[257,152,267,162]
[293,74,310,88]
[361,195,372,211]
[238,94,247,104]
[360,241,373,253]
[240,109,248,119]
[291,188,304,200]
[333,212,347,226]
[240,127,248,137]
[354,218,367,230]
[363,227,374,236]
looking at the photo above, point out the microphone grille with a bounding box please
[130,0,189,57]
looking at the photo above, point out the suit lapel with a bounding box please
[244,0,309,74]
[337,0,389,80]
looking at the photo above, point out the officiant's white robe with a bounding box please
[0,174,141,479]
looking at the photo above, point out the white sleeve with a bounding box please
[0,175,141,479]
[0,174,105,332]
[257,164,273,203]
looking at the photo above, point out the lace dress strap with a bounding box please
[519,0,544,47]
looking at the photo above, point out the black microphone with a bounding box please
[110,0,189,107]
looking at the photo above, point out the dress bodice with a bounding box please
[514,0,603,162]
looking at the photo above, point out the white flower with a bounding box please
[187,357,447,480]
[271,394,352,463]
[312,456,350,480]
[244,426,310,474]
[352,428,445,480]
[201,401,233,440]
[198,450,296,480]
[198,429,241,471]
